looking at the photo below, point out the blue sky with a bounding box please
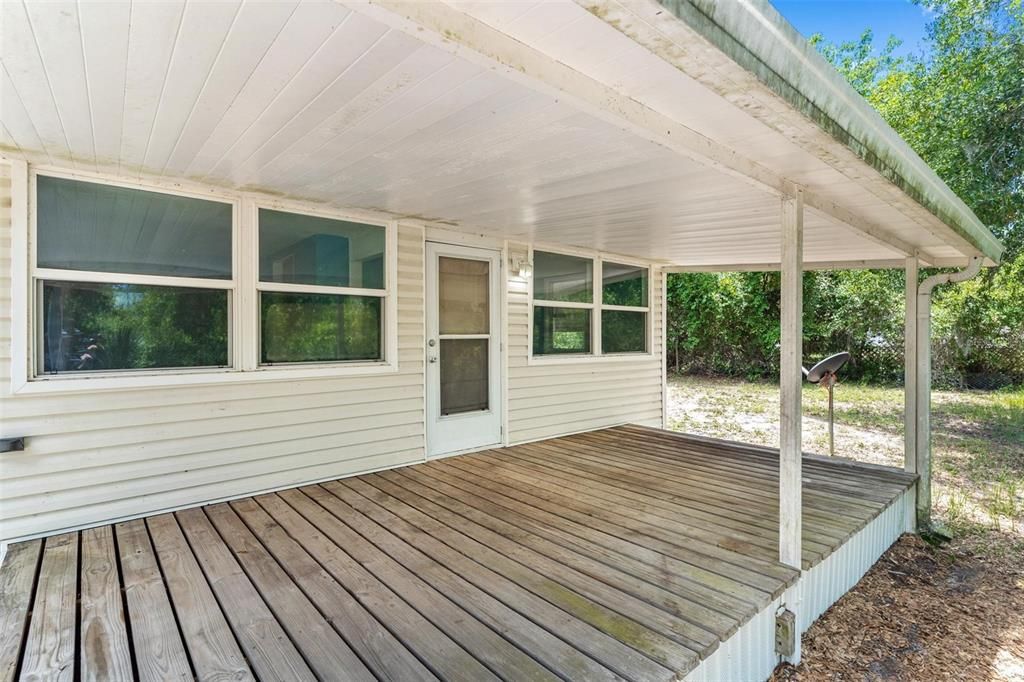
[773,0,932,56]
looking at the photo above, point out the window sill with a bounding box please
[14,361,399,395]
[526,352,655,366]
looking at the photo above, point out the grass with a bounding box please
[667,375,1024,543]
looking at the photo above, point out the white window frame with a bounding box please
[527,244,653,365]
[599,258,652,356]
[251,199,395,371]
[10,164,399,395]
[28,167,240,378]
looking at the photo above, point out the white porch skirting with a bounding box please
[684,485,916,682]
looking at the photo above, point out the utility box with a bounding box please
[775,609,797,657]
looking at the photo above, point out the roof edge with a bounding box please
[655,0,1005,263]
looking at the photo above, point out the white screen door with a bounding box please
[425,242,502,457]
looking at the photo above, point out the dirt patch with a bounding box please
[770,534,1024,681]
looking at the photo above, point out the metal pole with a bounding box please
[828,381,834,456]
[915,257,983,528]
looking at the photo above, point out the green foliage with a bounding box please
[42,282,228,372]
[261,292,381,363]
[668,0,1023,387]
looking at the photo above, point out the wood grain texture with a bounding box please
[320,479,640,681]
[254,492,488,682]
[228,497,439,682]
[79,526,133,682]
[203,503,375,682]
[116,519,193,681]
[2,426,915,682]
[276,487,505,682]
[146,514,252,681]
[174,507,317,682]
[0,539,41,682]
[19,533,78,682]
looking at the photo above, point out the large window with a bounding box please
[532,251,593,355]
[257,208,386,364]
[532,250,649,357]
[35,176,234,374]
[601,261,649,354]
[27,173,396,384]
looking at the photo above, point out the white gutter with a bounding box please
[914,256,984,528]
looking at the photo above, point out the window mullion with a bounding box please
[532,299,593,310]
[256,280,387,298]
[239,196,258,371]
[601,303,650,312]
[33,267,234,290]
[594,258,602,356]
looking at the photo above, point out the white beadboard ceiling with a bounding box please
[0,0,976,267]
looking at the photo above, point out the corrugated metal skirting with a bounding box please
[684,485,915,682]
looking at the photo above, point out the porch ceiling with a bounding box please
[0,0,995,267]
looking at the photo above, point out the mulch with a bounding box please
[771,533,1024,681]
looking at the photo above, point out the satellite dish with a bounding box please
[805,352,851,384]
[802,351,852,456]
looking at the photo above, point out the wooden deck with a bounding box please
[1,425,915,681]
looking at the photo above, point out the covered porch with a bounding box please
[0,0,1001,679]
[1,425,915,681]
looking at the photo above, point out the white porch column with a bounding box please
[779,190,803,570]
[904,256,919,474]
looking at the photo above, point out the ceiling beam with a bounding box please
[340,0,918,260]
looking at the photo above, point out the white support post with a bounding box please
[779,190,803,571]
[904,256,918,473]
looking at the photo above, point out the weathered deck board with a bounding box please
[363,472,737,636]
[275,487,507,682]
[204,502,375,682]
[79,526,133,682]
[20,533,78,681]
[0,426,915,681]
[252,492,484,682]
[0,539,40,682]
[116,520,193,682]
[228,497,439,682]
[174,507,317,682]
[146,514,251,682]
[324,477,675,680]
[386,466,757,624]
[297,484,569,682]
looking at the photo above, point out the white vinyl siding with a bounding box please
[506,243,665,444]
[0,161,426,541]
[0,161,667,542]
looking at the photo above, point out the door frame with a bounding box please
[424,240,504,459]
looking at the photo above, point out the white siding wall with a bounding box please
[0,164,668,542]
[505,243,665,444]
[0,163,427,541]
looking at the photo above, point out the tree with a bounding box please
[667,0,1023,386]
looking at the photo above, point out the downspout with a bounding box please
[914,256,984,530]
